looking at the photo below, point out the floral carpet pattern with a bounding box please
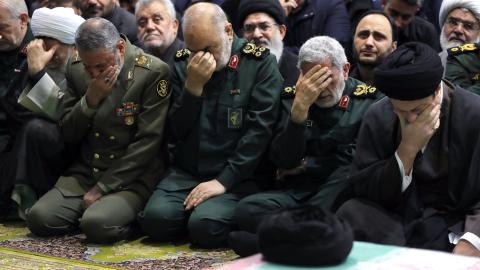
[0,223,238,269]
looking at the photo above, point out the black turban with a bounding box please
[238,0,286,27]
[257,205,353,266]
[374,42,444,101]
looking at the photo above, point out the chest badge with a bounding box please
[157,79,169,98]
[116,102,140,126]
[338,95,350,110]
[228,55,239,69]
[228,108,243,129]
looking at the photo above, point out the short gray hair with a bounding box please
[135,0,176,19]
[75,18,121,53]
[182,3,228,34]
[298,36,347,70]
[0,0,28,18]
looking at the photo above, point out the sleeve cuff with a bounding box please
[80,95,97,117]
[286,117,307,136]
[217,168,236,190]
[449,232,480,251]
[395,151,413,192]
[28,69,46,85]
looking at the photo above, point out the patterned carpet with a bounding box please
[0,222,238,270]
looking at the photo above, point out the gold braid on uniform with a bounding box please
[281,86,296,99]
[352,84,377,99]
[175,49,191,61]
[447,43,479,56]
[242,42,270,59]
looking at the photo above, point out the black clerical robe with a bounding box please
[341,81,480,251]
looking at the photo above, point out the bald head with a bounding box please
[182,3,229,35]
[182,2,234,71]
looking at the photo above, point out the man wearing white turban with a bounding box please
[438,0,480,67]
[22,7,85,120]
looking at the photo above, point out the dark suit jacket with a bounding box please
[284,0,351,54]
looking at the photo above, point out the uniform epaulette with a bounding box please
[447,43,479,56]
[472,73,480,81]
[72,51,82,63]
[352,84,377,98]
[134,54,152,69]
[175,49,191,61]
[242,42,269,59]
[281,86,296,99]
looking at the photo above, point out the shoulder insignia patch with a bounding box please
[448,43,479,55]
[175,49,191,61]
[135,54,151,69]
[352,84,377,98]
[157,80,169,98]
[72,51,81,63]
[472,74,480,81]
[242,42,269,59]
[281,86,296,99]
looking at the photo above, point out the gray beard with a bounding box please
[268,37,284,63]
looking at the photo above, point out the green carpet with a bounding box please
[0,223,238,269]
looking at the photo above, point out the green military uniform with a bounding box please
[445,43,480,95]
[26,36,171,243]
[235,77,383,233]
[139,37,283,248]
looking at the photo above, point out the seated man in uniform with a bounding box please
[26,18,171,244]
[229,36,382,257]
[337,42,480,257]
[444,43,480,95]
[138,3,282,248]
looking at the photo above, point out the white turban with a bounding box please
[439,0,480,28]
[31,7,85,45]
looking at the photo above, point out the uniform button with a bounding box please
[109,135,115,140]
[93,167,99,173]
[94,153,100,159]
[109,154,115,159]
[95,133,100,138]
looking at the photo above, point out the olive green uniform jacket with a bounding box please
[445,43,480,95]
[163,37,283,192]
[270,77,382,200]
[55,37,171,199]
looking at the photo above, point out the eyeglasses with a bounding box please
[242,22,278,33]
[446,17,480,31]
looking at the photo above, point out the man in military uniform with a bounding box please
[0,0,66,221]
[135,0,184,68]
[445,43,480,95]
[230,36,382,257]
[138,3,282,248]
[237,0,299,91]
[26,18,171,244]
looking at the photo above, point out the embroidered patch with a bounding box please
[353,84,377,98]
[338,95,350,109]
[175,49,191,61]
[472,73,480,81]
[242,42,269,59]
[281,86,296,99]
[228,108,242,129]
[157,80,169,98]
[448,43,479,55]
[135,55,151,69]
[228,55,239,69]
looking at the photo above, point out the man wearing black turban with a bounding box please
[337,42,480,257]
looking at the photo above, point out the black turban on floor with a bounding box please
[257,205,353,266]
[374,42,443,101]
